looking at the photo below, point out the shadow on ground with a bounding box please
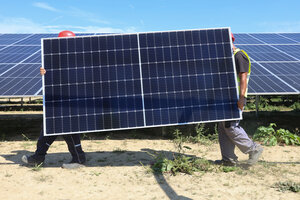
[1,148,196,200]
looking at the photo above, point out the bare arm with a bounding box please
[237,72,248,110]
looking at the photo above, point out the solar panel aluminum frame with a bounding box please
[42,27,242,136]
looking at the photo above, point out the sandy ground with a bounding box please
[0,137,299,200]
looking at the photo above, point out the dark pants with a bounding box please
[34,127,86,164]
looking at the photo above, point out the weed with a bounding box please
[139,161,153,174]
[31,163,43,172]
[113,147,126,153]
[290,102,300,111]
[272,181,300,193]
[172,129,187,153]
[253,123,300,146]
[21,133,30,141]
[221,166,238,173]
[151,153,215,175]
[90,171,101,176]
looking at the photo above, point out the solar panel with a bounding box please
[42,28,242,135]
[0,34,58,97]
[235,33,300,95]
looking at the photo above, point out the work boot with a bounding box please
[21,155,44,166]
[247,145,264,165]
[214,159,238,166]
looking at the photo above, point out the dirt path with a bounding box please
[0,139,299,200]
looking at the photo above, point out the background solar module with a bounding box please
[42,28,242,136]
[0,33,56,97]
[234,33,300,95]
[0,33,101,97]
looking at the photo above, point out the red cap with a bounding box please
[231,33,235,42]
[58,30,76,38]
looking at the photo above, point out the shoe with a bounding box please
[248,145,263,165]
[214,159,237,166]
[62,163,85,169]
[22,155,44,166]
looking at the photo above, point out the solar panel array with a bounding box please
[42,28,242,135]
[0,33,99,97]
[234,33,300,95]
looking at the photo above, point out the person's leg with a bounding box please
[63,134,86,164]
[222,120,257,154]
[218,122,238,163]
[22,127,57,165]
[34,129,57,157]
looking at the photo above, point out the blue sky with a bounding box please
[1,0,300,33]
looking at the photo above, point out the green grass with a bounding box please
[272,181,300,193]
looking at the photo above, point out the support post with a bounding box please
[255,95,260,117]
[21,97,24,107]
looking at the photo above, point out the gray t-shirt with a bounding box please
[235,50,249,74]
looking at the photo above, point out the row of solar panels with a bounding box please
[0,32,300,97]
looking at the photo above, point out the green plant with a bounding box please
[253,123,300,146]
[290,102,300,111]
[151,153,213,175]
[173,124,218,145]
[31,163,43,172]
[172,129,187,153]
[273,181,300,193]
[22,133,30,141]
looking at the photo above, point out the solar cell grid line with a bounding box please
[42,28,242,136]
